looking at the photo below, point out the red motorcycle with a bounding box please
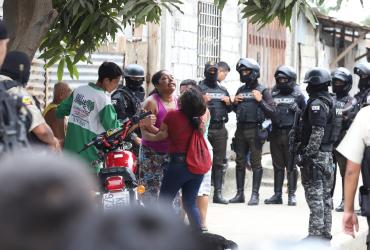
[79,111,150,210]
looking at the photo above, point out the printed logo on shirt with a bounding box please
[239,93,254,99]
[311,105,320,111]
[75,93,95,113]
[274,97,295,104]
[206,93,225,100]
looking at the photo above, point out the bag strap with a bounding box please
[361,146,370,190]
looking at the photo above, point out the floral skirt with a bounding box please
[138,145,169,206]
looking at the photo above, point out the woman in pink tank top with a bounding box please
[139,70,178,205]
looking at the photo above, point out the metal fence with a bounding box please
[197,1,222,77]
[28,53,124,110]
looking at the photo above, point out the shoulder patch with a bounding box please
[311,105,320,111]
[22,96,32,105]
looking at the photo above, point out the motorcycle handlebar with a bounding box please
[79,111,152,153]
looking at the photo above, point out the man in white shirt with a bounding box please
[336,106,370,249]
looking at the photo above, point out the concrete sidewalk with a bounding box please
[206,157,368,250]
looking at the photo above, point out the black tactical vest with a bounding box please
[235,84,266,124]
[356,88,370,108]
[333,95,356,145]
[0,81,29,157]
[111,86,143,121]
[272,88,301,128]
[198,81,229,124]
[301,93,339,152]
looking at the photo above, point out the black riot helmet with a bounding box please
[123,64,145,91]
[303,67,331,86]
[331,67,352,95]
[203,61,218,85]
[0,51,31,86]
[354,62,370,91]
[236,58,260,85]
[304,67,331,96]
[274,65,296,94]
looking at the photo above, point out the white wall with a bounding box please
[160,0,244,95]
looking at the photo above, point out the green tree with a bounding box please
[3,0,364,80]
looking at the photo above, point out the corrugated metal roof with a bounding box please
[28,52,124,110]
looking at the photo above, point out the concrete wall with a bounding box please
[285,16,369,97]
[160,0,244,95]
[158,0,244,157]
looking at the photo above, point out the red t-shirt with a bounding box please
[163,110,193,153]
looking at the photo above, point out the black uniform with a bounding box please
[111,64,146,157]
[330,67,356,212]
[266,85,305,205]
[229,58,275,206]
[198,62,232,204]
[353,63,370,112]
[0,80,30,157]
[300,68,340,240]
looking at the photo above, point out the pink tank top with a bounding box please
[142,93,178,153]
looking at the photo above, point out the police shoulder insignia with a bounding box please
[311,105,320,111]
[22,96,32,105]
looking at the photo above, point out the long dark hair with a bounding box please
[149,70,168,96]
[179,87,206,129]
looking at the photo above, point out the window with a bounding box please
[197,1,222,77]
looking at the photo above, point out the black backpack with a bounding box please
[0,81,30,157]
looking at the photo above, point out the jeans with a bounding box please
[159,155,204,228]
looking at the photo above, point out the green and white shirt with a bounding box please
[56,83,120,172]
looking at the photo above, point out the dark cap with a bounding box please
[204,61,218,73]
[0,21,8,40]
[0,51,31,84]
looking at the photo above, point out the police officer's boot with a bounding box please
[248,167,263,206]
[213,168,229,204]
[287,169,298,206]
[229,167,245,203]
[264,169,284,204]
[335,178,345,212]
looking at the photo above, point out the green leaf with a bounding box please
[76,14,94,38]
[253,0,261,8]
[86,2,94,14]
[302,4,318,27]
[268,0,282,18]
[78,0,85,8]
[44,55,61,69]
[73,64,79,80]
[57,57,65,81]
[285,0,295,8]
[137,4,156,21]
[65,55,74,79]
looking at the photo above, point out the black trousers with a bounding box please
[269,128,296,172]
[208,126,228,173]
[234,126,263,171]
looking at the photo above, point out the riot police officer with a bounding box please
[198,61,232,204]
[229,58,275,205]
[331,67,356,212]
[264,65,306,206]
[353,62,370,109]
[300,68,338,240]
[111,64,146,156]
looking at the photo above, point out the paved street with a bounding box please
[206,158,368,250]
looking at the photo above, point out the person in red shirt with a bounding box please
[142,87,207,229]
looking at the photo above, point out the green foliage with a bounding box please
[41,0,363,80]
[40,0,183,80]
[235,0,318,30]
